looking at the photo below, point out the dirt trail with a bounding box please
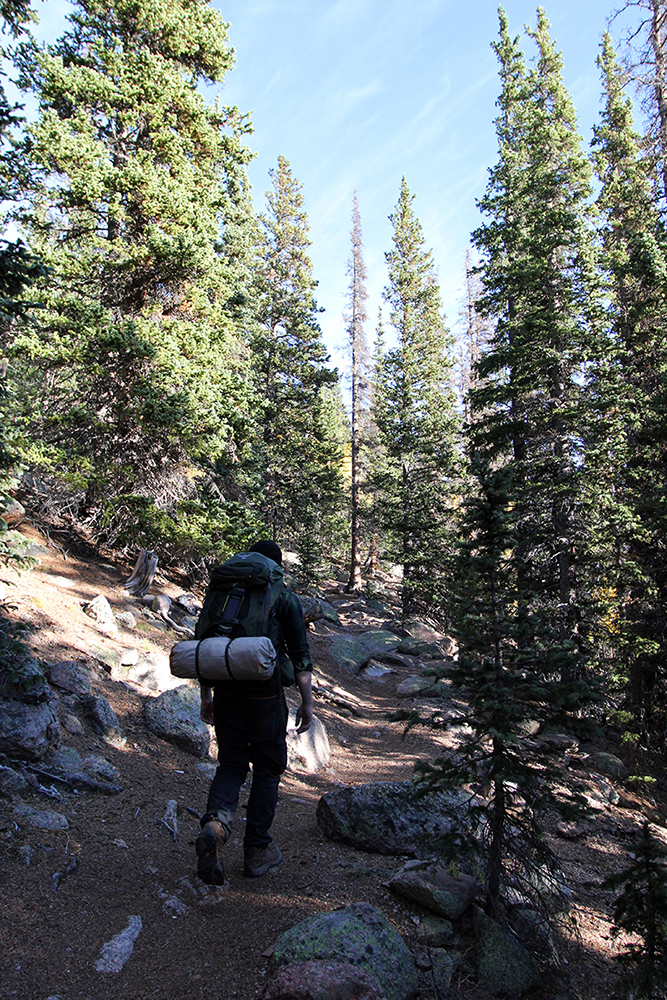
[0,523,658,1000]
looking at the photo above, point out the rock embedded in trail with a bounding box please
[143,684,210,756]
[286,707,330,773]
[47,661,92,696]
[82,693,123,743]
[13,802,69,830]
[330,630,401,674]
[262,960,386,1000]
[0,695,60,759]
[270,902,417,1000]
[316,780,473,856]
[389,866,479,920]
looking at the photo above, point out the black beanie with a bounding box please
[249,539,283,566]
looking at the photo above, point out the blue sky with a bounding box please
[28,0,638,374]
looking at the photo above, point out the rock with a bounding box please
[83,594,117,631]
[316,781,473,856]
[4,529,47,558]
[472,905,541,995]
[0,653,49,703]
[402,620,456,654]
[115,651,183,694]
[373,651,420,670]
[83,755,121,783]
[419,915,454,947]
[0,695,60,759]
[13,803,69,830]
[82,694,123,744]
[95,915,142,973]
[396,676,438,697]
[45,745,84,772]
[115,611,137,629]
[118,648,139,666]
[271,902,417,1000]
[330,631,401,674]
[319,601,342,625]
[262,960,386,1000]
[396,638,449,660]
[390,866,479,919]
[0,764,27,796]
[299,596,325,624]
[196,761,217,781]
[143,685,209,756]
[537,731,578,751]
[0,497,25,525]
[62,713,85,735]
[431,949,461,992]
[286,708,330,773]
[47,661,92,696]
[585,751,629,780]
[361,661,395,681]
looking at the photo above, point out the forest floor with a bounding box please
[0,520,664,1000]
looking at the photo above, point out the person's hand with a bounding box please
[295,700,313,734]
[200,688,214,725]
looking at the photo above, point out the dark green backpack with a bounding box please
[195,552,290,682]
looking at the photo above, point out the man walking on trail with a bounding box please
[195,540,313,885]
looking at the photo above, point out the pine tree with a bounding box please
[470,7,603,685]
[604,822,667,998]
[0,0,48,566]
[253,155,342,570]
[410,457,577,915]
[591,33,667,743]
[9,0,257,559]
[373,177,459,617]
[345,189,369,593]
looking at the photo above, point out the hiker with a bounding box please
[195,539,313,884]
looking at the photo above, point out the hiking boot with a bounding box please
[196,820,226,886]
[243,842,282,878]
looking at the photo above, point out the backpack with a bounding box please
[195,552,293,685]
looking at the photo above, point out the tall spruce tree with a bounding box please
[10,0,257,558]
[591,33,667,742]
[470,7,603,685]
[253,155,342,571]
[373,177,458,617]
[345,189,369,592]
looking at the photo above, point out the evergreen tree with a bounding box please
[591,33,667,744]
[253,155,342,570]
[373,177,458,617]
[470,7,603,685]
[345,189,369,592]
[455,250,492,424]
[409,457,580,915]
[9,0,257,559]
[604,822,667,998]
[0,0,48,566]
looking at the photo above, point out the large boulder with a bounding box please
[262,960,385,1000]
[143,684,209,756]
[113,651,184,694]
[0,695,60,759]
[271,902,417,1000]
[330,631,401,674]
[472,906,541,995]
[286,708,330,773]
[316,781,473,856]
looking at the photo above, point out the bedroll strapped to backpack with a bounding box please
[189,551,289,685]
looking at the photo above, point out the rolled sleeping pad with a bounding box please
[169,636,276,682]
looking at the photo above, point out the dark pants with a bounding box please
[202,691,288,849]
